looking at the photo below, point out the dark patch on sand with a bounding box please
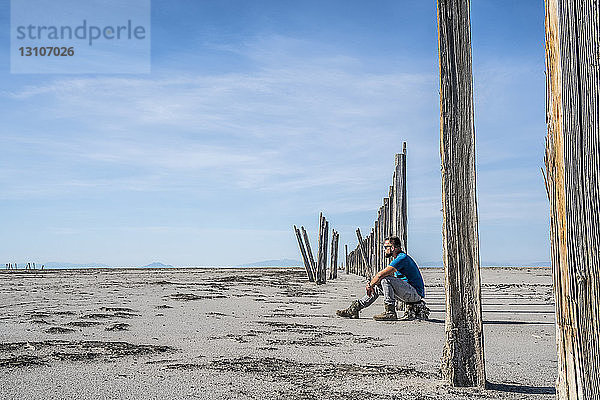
[208,356,435,380]
[68,321,102,327]
[0,340,174,368]
[266,338,343,347]
[210,334,251,343]
[54,310,76,316]
[282,286,319,298]
[82,313,114,319]
[352,336,390,346]
[26,312,51,318]
[80,308,140,319]
[144,358,179,365]
[106,323,130,331]
[45,327,76,334]
[206,312,227,317]
[100,307,137,313]
[113,311,140,318]
[264,313,330,318]
[257,321,338,334]
[0,354,47,368]
[164,362,204,370]
[168,293,227,301]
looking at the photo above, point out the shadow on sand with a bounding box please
[425,318,553,326]
[487,382,556,395]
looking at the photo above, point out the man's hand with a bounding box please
[366,283,374,297]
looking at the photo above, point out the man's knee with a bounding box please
[380,276,393,285]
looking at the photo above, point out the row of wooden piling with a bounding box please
[345,144,408,282]
[294,213,340,284]
[4,262,43,270]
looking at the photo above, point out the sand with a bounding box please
[0,267,556,399]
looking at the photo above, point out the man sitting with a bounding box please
[336,236,429,321]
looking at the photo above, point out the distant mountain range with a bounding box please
[420,261,550,267]
[237,259,303,267]
[39,261,173,269]
[42,262,111,269]
[141,262,174,268]
[36,259,302,269]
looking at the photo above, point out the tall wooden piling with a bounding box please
[437,0,486,387]
[315,214,330,284]
[316,214,324,284]
[544,0,600,397]
[321,217,329,283]
[394,143,408,250]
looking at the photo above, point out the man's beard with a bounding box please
[385,252,393,258]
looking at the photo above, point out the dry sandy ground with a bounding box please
[0,267,556,399]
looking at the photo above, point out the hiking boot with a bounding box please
[400,300,430,321]
[373,303,397,321]
[336,300,361,319]
[415,301,431,320]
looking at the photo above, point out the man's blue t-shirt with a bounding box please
[389,253,425,298]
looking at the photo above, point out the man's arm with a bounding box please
[366,265,397,294]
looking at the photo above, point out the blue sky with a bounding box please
[0,0,548,266]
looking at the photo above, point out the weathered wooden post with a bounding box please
[345,244,349,274]
[316,214,329,284]
[329,230,339,280]
[379,204,385,271]
[383,198,389,243]
[374,219,380,275]
[294,225,314,282]
[394,143,408,250]
[544,0,600,397]
[437,0,486,387]
[348,250,353,274]
[355,228,371,280]
[322,219,329,283]
[316,214,323,283]
[333,231,339,279]
[316,214,324,284]
[301,227,317,281]
[329,230,334,279]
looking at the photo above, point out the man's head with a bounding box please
[384,236,404,258]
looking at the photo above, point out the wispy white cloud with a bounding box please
[0,32,548,264]
[3,38,439,200]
